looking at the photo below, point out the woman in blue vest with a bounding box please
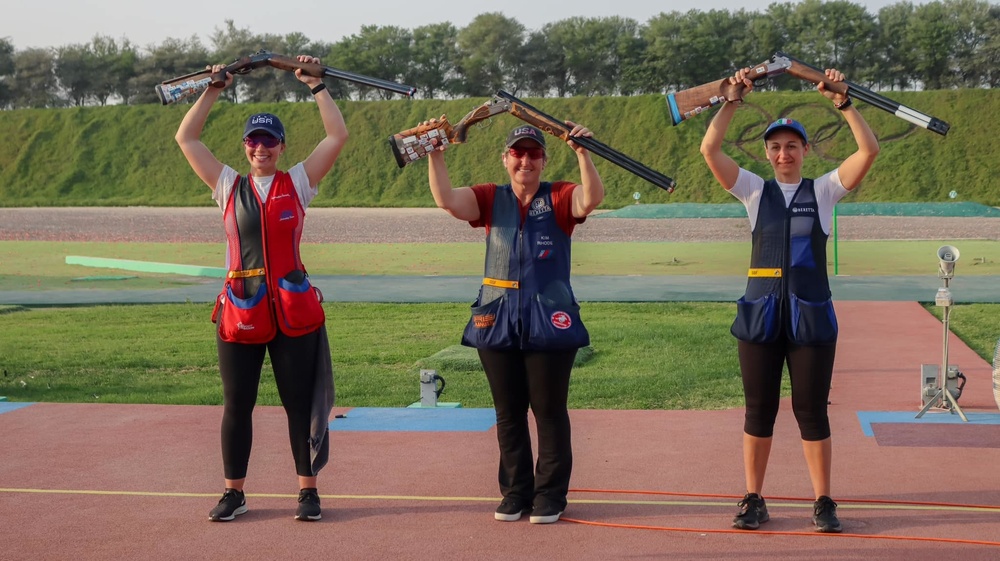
[701,67,879,533]
[426,122,605,524]
[174,55,347,522]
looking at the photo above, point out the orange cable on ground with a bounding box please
[570,488,1000,511]
[565,488,1000,547]
[560,518,1000,547]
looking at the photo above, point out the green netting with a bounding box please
[596,202,1000,219]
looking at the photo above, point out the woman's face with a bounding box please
[243,133,285,175]
[502,140,546,186]
[764,130,809,181]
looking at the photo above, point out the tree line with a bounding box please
[1,0,997,109]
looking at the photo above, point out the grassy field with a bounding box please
[1,236,997,410]
[3,90,999,207]
[2,239,999,290]
[1,300,997,409]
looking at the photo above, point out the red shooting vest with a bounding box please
[211,172,325,343]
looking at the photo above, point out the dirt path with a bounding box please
[1,207,998,243]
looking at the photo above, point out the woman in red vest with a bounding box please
[174,55,347,522]
[425,122,605,524]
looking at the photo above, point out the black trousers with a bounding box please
[217,328,323,479]
[737,337,836,441]
[477,347,577,510]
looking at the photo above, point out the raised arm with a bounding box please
[425,117,480,222]
[174,65,230,189]
[700,68,754,191]
[818,69,880,190]
[295,55,350,187]
[565,121,605,218]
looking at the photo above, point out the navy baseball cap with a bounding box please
[505,125,546,149]
[243,113,285,142]
[763,118,808,144]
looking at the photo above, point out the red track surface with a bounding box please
[2,301,999,560]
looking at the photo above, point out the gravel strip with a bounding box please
[1,207,998,243]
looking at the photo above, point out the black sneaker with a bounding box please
[208,488,247,521]
[295,488,322,521]
[812,495,843,533]
[528,503,564,524]
[494,497,532,521]
[733,492,769,530]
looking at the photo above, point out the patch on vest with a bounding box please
[550,311,572,330]
[473,313,496,328]
[528,197,552,217]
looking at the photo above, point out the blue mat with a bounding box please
[857,410,1000,437]
[0,402,33,414]
[330,407,497,432]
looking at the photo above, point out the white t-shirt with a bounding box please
[729,167,850,234]
[212,162,316,212]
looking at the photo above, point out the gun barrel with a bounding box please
[323,67,416,97]
[496,91,676,192]
[775,52,950,136]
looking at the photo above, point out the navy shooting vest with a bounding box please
[730,179,838,345]
[461,183,589,351]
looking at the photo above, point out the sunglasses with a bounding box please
[507,146,545,160]
[244,136,282,149]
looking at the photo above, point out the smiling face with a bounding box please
[243,133,285,176]
[764,130,809,183]
[502,139,546,189]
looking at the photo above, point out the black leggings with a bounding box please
[738,338,836,441]
[217,328,322,479]
[478,348,577,510]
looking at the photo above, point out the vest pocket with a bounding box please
[789,294,838,345]
[216,283,276,344]
[731,293,779,343]
[524,293,590,351]
[275,274,326,335]
[461,294,516,350]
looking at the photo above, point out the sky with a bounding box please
[4,0,915,50]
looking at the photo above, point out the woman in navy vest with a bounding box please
[174,55,347,522]
[701,68,879,533]
[426,122,604,524]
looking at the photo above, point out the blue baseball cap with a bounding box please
[505,125,546,149]
[243,113,285,142]
[763,118,808,144]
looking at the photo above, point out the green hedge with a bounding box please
[2,89,996,208]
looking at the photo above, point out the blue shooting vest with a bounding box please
[730,179,838,345]
[461,183,590,351]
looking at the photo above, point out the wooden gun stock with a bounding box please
[665,60,777,125]
[387,97,512,168]
[387,118,456,168]
[155,51,275,105]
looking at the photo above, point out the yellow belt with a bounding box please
[747,268,782,278]
[228,268,266,279]
[483,277,519,289]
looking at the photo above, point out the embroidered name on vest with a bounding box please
[473,313,496,328]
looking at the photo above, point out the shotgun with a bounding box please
[388,95,513,167]
[155,50,416,105]
[665,52,950,136]
[388,90,677,193]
